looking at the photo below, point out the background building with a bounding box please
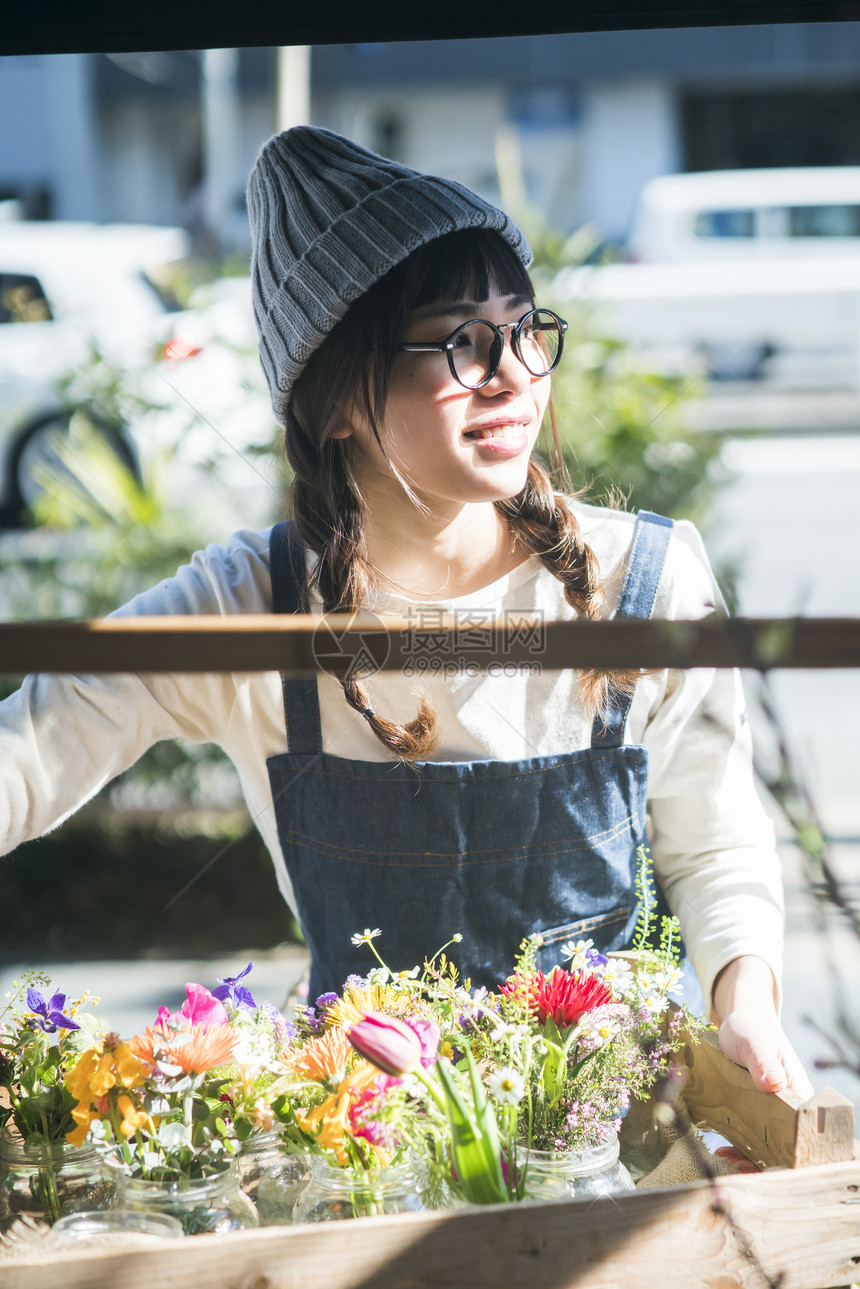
[4,23,860,250]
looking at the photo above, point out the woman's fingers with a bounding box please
[718,1011,815,1101]
[713,1145,760,1173]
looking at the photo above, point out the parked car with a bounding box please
[0,222,280,530]
[628,167,860,264]
[557,168,860,384]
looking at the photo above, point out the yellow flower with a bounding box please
[296,1092,352,1165]
[65,1047,116,1102]
[322,984,408,1031]
[116,1094,148,1138]
[66,1105,100,1147]
[65,1040,150,1104]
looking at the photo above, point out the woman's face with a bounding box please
[341,286,551,510]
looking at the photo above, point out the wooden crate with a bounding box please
[2,1027,858,1289]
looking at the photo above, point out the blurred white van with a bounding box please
[628,168,860,264]
[557,168,860,384]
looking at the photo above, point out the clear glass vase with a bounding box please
[524,1135,636,1201]
[236,1128,310,1225]
[117,1161,260,1236]
[0,1139,117,1230]
[291,1156,426,1224]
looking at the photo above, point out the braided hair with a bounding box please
[284,229,634,758]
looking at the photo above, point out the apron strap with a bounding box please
[591,509,674,750]
[269,521,323,756]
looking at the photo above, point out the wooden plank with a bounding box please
[0,614,859,675]
[680,1026,856,1169]
[3,1161,860,1289]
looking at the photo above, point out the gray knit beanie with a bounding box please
[247,125,532,426]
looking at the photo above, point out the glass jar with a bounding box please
[117,1161,260,1236]
[0,1139,117,1229]
[237,1128,310,1226]
[53,1209,184,1244]
[524,1135,636,1201]
[292,1156,426,1224]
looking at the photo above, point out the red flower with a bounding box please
[498,968,612,1030]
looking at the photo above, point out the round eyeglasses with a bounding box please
[398,307,568,390]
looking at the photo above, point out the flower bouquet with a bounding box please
[0,972,116,1226]
[61,969,289,1233]
[263,951,449,1222]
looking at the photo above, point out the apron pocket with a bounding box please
[536,907,633,975]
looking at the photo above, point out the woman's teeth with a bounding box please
[467,424,523,440]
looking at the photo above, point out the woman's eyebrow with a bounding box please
[411,294,533,323]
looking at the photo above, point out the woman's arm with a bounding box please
[0,530,271,856]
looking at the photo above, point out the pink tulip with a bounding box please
[348,1011,424,1076]
[411,1018,441,1068]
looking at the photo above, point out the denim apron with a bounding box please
[266,510,674,1000]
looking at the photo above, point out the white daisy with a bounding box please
[488,1066,525,1105]
[351,928,382,946]
[560,938,594,971]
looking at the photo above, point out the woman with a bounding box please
[0,126,810,1099]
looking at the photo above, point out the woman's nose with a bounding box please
[481,333,533,394]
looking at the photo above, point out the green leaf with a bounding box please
[436,1056,507,1205]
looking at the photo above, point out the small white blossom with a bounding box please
[351,928,382,946]
[560,938,594,971]
[652,965,683,992]
[574,1007,622,1049]
[451,933,463,943]
[488,1066,525,1105]
[599,959,635,994]
[641,989,670,1015]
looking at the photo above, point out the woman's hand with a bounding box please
[711,955,814,1101]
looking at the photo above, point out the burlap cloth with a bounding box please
[625,1094,740,1188]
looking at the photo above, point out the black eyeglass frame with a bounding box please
[397,307,568,390]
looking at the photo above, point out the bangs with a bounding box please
[402,229,534,312]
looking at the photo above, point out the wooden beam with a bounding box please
[0,614,858,675]
[4,1161,860,1289]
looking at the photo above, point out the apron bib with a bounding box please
[266,511,673,999]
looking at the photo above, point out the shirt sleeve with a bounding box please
[641,521,785,1013]
[0,530,271,857]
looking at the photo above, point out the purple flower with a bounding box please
[298,1005,325,1035]
[260,1001,295,1047]
[586,949,608,968]
[315,992,339,1010]
[26,989,79,1034]
[344,974,367,989]
[211,963,256,1009]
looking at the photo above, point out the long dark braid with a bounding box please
[496,457,637,717]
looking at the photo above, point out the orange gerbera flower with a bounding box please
[131,1022,237,1075]
[287,1027,352,1082]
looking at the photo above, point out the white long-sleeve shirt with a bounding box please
[0,499,784,1007]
